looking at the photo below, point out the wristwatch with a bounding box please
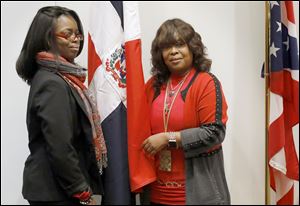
[168,132,177,148]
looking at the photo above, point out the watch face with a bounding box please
[168,140,177,148]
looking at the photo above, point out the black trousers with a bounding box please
[28,199,80,205]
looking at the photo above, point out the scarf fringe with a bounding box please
[97,154,108,175]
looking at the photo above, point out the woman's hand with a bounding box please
[142,133,168,156]
[87,196,97,205]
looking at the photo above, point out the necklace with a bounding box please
[163,71,190,132]
[168,77,186,97]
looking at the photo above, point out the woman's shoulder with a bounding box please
[189,71,223,94]
[145,76,154,86]
[31,69,69,92]
[144,76,156,100]
[145,76,155,91]
[195,71,221,84]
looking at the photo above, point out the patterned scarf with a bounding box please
[36,51,107,175]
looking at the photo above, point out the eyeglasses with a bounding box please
[56,32,83,41]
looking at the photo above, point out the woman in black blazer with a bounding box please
[16,6,107,205]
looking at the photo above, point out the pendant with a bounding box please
[169,91,175,97]
[164,106,169,113]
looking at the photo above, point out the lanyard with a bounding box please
[163,72,190,132]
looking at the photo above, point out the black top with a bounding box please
[22,68,103,201]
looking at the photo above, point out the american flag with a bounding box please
[268,1,299,205]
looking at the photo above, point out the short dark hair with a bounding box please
[151,18,212,95]
[16,6,84,85]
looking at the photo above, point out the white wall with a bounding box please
[1,1,298,205]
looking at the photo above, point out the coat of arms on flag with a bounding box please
[105,44,126,88]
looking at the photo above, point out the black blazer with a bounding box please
[22,69,103,201]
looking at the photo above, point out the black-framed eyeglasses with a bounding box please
[56,32,83,41]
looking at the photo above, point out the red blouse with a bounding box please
[150,69,196,205]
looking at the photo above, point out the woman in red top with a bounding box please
[142,18,230,205]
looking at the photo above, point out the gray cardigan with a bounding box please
[181,125,230,205]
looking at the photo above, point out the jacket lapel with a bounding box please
[69,86,90,120]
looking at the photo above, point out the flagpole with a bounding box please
[264,1,270,205]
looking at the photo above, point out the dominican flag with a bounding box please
[268,1,299,205]
[88,1,156,204]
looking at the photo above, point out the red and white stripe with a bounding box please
[268,1,299,205]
